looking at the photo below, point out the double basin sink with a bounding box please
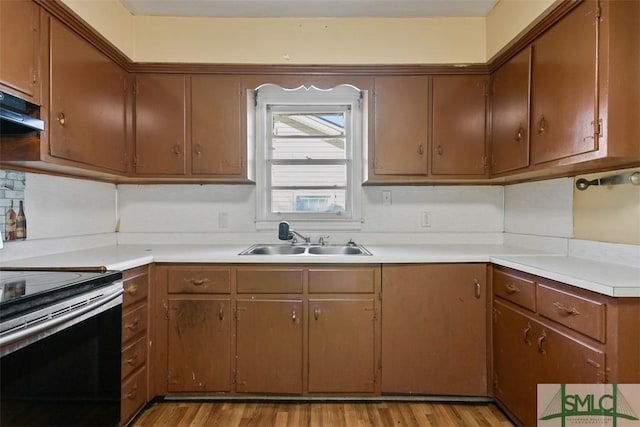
[240,243,372,256]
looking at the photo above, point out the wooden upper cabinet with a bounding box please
[134,74,187,175]
[191,75,244,176]
[431,75,488,176]
[372,76,429,177]
[0,0,40,103]
[491,47,531,174]
[49,17,128,173]
[530,0,598,165]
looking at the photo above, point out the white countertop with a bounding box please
[1,244,638,297]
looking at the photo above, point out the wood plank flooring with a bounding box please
[131,401,515,427]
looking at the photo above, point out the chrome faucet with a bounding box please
[278,221,310,244]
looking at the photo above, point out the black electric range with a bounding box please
[0,269,123,321]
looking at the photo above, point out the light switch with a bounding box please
[421,211,431,228]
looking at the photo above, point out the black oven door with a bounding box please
[0,303,122,426]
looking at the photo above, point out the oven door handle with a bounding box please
[0,287,124,348]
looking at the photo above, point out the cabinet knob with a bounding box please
[292,309,297,322]
[537,116,547,134]
[194,144,202,156]
[474,280,481,299]
[125,318,139,331]
[219,303,225,321]
[314,306,320,320]
[436,145,443,156]
[172,144,182,155]
[56,112,66,126]
[515,127,524,142]
[125,384,138,400]
[418,144,424,155]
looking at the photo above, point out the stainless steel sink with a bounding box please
[240,244,306,255]
[239,243,372,256]
[306,245,371,255]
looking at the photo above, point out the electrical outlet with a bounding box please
[382,190,392,206]
[218,212,228,228]
[421,211,431,228]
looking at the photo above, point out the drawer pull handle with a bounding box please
[314,306,320,320]
[125,284,139,295]
[292,309,297,322]
[219,304,225,321]
[125,318,139,330]
[505,283,521,295]
[553,302,580,316]
[57,112,66,126]
[126,351,139,366]
[418,144,424,155]
[185,278,210,286]
[474,280,481,299]
[125,385,138,400]
[523,323,531,345]
[537,331,547,354]
[515,127,525,142]
[436,144,443,156]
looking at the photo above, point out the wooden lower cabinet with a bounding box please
[167,298,231,392]
[492,266,640,427]
[120,266,150,426]
[381,264,488,396]
[308,298,376,393]
[235,299,304,394]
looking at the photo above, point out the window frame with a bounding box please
[253,84,364,230]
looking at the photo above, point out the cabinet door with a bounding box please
[531,0,598,164]
[191,75,244,176]
[134,74,186,175]
[381,264,487,395]
[372,76,429,176]
[0,0,39,102]
[491,48,531,174]
[308,298,376,393]
[493,300,537,427]
[431,75,488,176]
[49,18,127,172]
[236,299,303,394]
[167,298,231,392]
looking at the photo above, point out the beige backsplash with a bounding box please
[573,167,640,245]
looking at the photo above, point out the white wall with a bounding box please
[115,184,504,244]
[503,177,573,254]
[0,173,117,261]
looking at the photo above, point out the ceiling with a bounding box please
[119,0,499,18]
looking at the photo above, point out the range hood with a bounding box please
[0,91,45,135]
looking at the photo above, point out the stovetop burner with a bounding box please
[0,269,123,321]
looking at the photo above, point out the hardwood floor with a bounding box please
[131,401,515,426]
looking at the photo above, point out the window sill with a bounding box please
[255,219,363,232]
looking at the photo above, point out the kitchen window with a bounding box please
[253,84,365,230]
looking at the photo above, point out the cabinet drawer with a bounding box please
[121,366,147,426]
[493,268,536,312]
[122,337,147,380]
[122,304,148,344]
[309,268,376,293]
[538,284,606,343]
[168,268,231,294]
[122,273,148,308]
[237,269,303,293]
